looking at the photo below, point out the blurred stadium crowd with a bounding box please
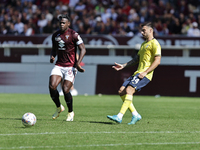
[0,0,200,36]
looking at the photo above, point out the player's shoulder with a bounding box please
[52,30,61,38]
[151,38,161,47]
[68,28,78,34]
[152,38,159,44]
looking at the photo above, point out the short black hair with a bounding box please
[141,22,153,29]
[58,14,70,22]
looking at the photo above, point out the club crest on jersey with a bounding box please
[65,35,69,40]
[146,44,149,48]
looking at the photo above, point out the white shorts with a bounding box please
[50,65,77,84]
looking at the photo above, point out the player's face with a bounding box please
[59,18,70,32]
[141,26,152,39]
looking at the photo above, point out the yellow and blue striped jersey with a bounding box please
[133,38,161,81]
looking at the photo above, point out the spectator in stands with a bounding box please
[45,9,53,22]
[187,22,200,37]
[170,18,182,35]
[122,2,131,16]
[94,2,105,16]
[68,0,79,11]
[93,16,103,34]
[181,18,192,35]
[23,23,34,36]
[74,0,85,18]
[176,0,190,16]
[0,0,200,36]
[155,0,166,16]
[37,13,48,33]
[101,8,111,24]
[7,22,18,35]
[43,20,54,34]
[154,19,163,35]
[110,8,118,21]
[14,17,24,34]
[83,17,92,34]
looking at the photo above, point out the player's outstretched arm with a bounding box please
[125,54,139,68]
[112,55,139,71]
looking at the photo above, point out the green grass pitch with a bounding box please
[0,94,200,150]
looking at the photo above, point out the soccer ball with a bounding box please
[22,112,36,127]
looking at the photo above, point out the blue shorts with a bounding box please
[122,73,150,92]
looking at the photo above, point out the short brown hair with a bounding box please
[141,22,153,29]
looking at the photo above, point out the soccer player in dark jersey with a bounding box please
[49,14,86,121]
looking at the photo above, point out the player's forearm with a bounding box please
[145,56,161,74]
[123,55,139,68]
[51,50,56,57]
[77,44,86,64]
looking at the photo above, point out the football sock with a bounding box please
[49,88,60,107]
[64,92,73,112]
[119,94,133,115]
[117,113,123,119]
[120,95,137,113]
[132,111,139,116]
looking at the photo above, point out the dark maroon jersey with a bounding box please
[51,28,83,67]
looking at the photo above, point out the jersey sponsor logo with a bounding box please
[58,40,65,50]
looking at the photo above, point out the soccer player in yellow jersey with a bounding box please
[107,22,161,125]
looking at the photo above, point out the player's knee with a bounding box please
[49,87,59,99]
[126,86,135,95]
[62,86,70,94]
[49,84,57,91]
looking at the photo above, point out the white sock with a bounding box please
[132,111,139,116]
[117,113,123,119]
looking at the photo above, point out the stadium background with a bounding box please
[0,0,200,97]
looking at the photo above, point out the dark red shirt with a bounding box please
[51,28,83,67]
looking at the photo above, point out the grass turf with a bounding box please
[0,94,200,150]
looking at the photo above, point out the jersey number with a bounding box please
[131,76,140,84]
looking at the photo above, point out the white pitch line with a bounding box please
[0,142,200,149]
[0,131,200,136]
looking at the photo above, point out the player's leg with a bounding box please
[62,67,77,121]
[119,86,137,113]
[107,85,136,123]
[127,74,150,125]
[62,80,74,121]
[49,75,65,119]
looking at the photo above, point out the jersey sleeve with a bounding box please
[153,40,161,56]
[51,34,57,57]
[73,32,83,45]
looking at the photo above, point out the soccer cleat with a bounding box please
[66,111,74,121]
[128,114,142,125]
[107,115,122,123]
[52,104,65,119]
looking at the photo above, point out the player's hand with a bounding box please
[138,72,147,79]
[77,64,85,72]
[112,62,124,71]
[50,56,55,63]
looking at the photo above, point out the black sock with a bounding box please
[49,88,60,107]
[64,92,73,112]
